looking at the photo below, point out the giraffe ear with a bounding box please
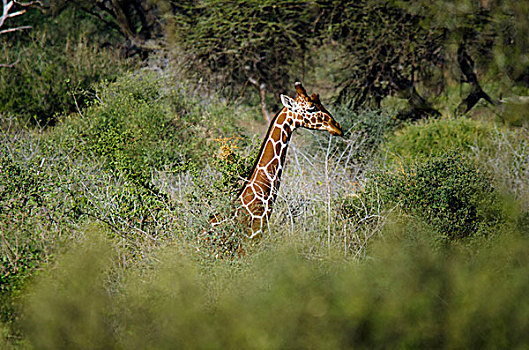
[280,94,297,111]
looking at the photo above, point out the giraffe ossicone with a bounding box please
[212,82,343,241]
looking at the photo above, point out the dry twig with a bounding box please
[0,0,37,34]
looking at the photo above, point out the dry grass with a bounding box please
[473,126,529,208]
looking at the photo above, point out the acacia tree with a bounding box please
[317,0,444,118]
[0,1,132,124]
[162,0,527,120]
[167,0,318,121]
[413,0,529,113]
[319,0,528,118]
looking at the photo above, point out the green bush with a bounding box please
[378,155,504,240]
[0,156,46,289]
[0,115,187,325]
[51,73,245,187]
[0,119,181,340]
[0,73,255,333]
[473,127,529,208]
[382,117,493,165]
[45,73,258,260]
[349,108,398,159]
[22,230,116,349]
[338,177,385,235]
[0,131,74,333]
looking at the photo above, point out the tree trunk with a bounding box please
[393,73,441,120]
[110,0,136,42]
[248,77,271,123]
[455,43,497,115]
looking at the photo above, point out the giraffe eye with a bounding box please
[307,106,317,113]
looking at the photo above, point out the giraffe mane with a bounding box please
[311,93,321,103]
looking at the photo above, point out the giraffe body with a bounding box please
[230,82,343,238]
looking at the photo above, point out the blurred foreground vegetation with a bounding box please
[1,0,529,348]
[16,226,529,349]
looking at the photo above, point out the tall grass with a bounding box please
[268,126,386,258]
[154,108,391,260]
[473,126,529,209]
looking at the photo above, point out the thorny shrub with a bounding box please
[378,154,504,240]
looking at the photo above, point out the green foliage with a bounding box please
[303,107,397,173]
[499,98,529,127]
[211,136,258,196]
[0,137,71,331]
[0,72,257,337]
[473,127,529,209]
[0,7,129,125]
[344,107,398,159]
[19,228,529,348]
[378,155,504,240]
[408,0,529,85]
[0,156,45,289]
[382,117,494,164]
[2,2,529,346]
[51,0,160,44]
[51,73,243,186]
[313,0,528,117]
[0,119,184,337]
[118,248,211,349]
[167,0,316,96]
[338,179,384,241]
[492,2,529,84]
[179,135,260,260]
[47,72,259,260]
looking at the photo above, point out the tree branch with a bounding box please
[0,54,19,68]
[14,0,44,7]
[75,2,123,34]
[1,0,20,27]
[110,0,137,42]
[0,0,36,35]
[456,43,497,115]
[0,24,30,33]
[392,73,441,120]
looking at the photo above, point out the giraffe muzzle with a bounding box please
[329,121,343,137]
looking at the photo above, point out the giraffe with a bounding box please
[210,82,343,241]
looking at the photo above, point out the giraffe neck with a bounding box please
[237,108,297,233]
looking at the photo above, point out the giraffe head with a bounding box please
[280,82,343,136]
